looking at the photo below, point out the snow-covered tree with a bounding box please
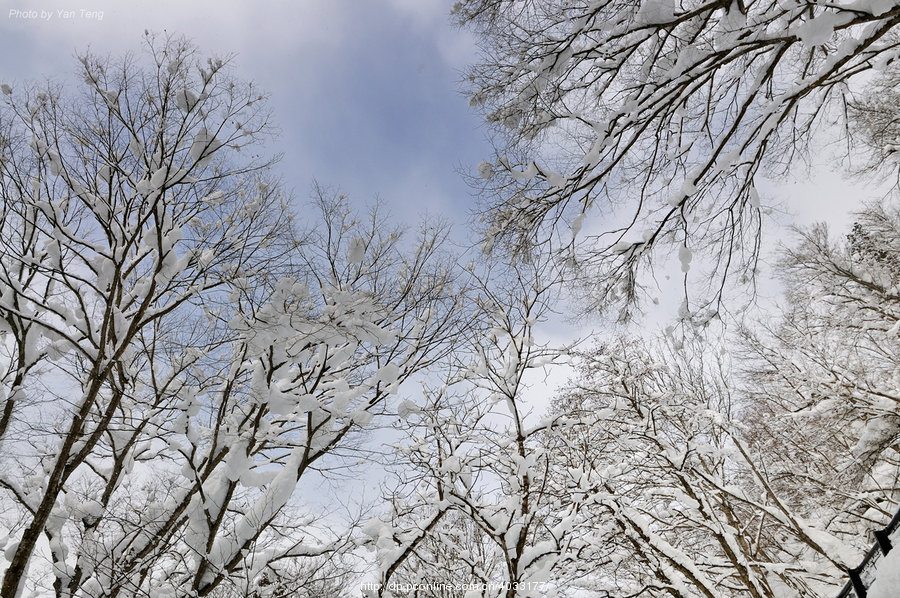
[455,0,900,317]
[205,551,359,598]
[373,256,578,598]
[738,200,900,562]
[547,335,856,597]
[849,66,900,179]
[533,194,900,596]
[0,36,463,598]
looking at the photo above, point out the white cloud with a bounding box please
[385,0,447,25]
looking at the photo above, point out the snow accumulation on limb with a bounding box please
[458,0,900,316]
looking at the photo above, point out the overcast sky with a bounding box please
[1,0,491,225]
[1,0,870,261]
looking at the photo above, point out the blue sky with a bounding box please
[0,0,491,225]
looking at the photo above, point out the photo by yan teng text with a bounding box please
[9,9,104,20]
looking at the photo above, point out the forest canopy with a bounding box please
[1,3,900,596]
